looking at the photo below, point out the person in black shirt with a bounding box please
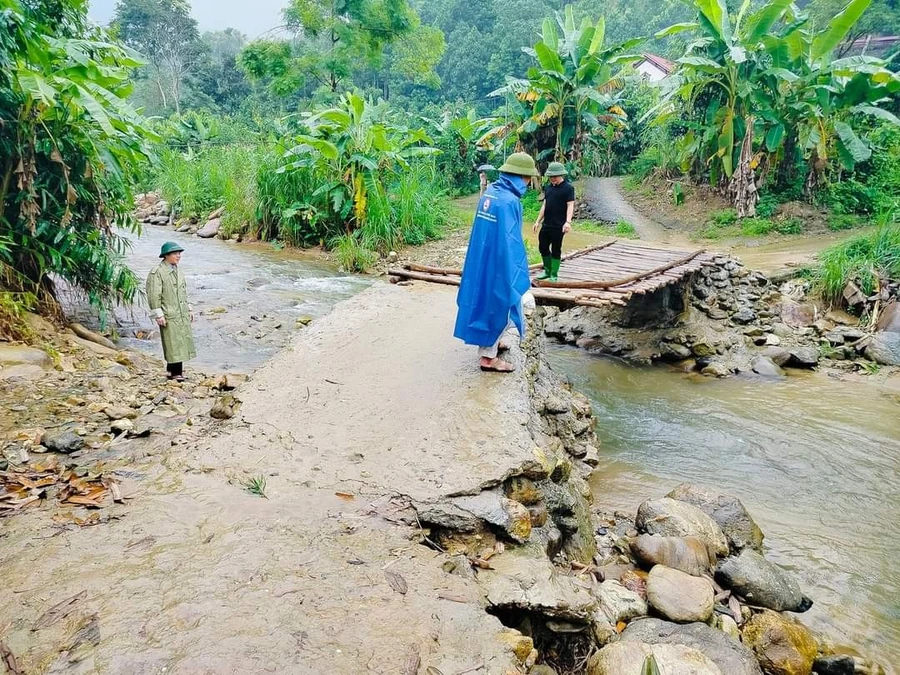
[532,162,575,281]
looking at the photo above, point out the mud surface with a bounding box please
[1,283,578,674]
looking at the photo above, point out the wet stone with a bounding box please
[812,655,855,675]
[742,610,818,675]
[646,565,714,623]
[630,534,713,577]
[666,484,764,553]
[716,548,812,613]
[636,497,729,556]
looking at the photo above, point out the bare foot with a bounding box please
[479,357,515,373]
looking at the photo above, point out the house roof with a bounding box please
[638,53,677,74]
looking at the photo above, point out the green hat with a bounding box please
[498,152,540,177]
[545,162,568,177]
[159,241,185,258]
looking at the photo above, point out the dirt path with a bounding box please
[1,283,546,674]
[581,177,677,244]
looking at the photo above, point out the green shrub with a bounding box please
[775,218,804,235]
[827,214,865,232]
[825,179,879,215]
[710,209,738,226]
[811,222,900,303]
[740,217,776,236]
[756,194,779,218]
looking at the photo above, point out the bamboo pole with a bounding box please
[534,250,705,290]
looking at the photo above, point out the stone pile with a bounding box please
[133,192,172,226]
[132,192,232,241]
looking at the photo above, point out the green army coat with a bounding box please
[146,263,196,364]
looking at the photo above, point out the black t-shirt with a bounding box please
[542,180,576,229]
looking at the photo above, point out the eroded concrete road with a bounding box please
[2,284,550,674]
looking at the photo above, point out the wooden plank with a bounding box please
[534,250,704,290]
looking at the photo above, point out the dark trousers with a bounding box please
[539,227,564,259]
[166,362,183,377]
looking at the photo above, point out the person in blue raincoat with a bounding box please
[454,152,540,372]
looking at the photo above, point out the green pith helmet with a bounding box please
[159,241,185,258]
[545,162,568,177]
[498,152,540,177]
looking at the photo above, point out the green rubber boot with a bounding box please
[536,256,552,280]
[549,257,561,282]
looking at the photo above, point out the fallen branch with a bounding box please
[68,322,117,350]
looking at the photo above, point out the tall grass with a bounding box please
[811,222,900,303]
[155,145,263,233]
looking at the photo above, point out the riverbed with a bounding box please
[549,345,900,669]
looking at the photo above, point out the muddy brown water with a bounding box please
[109,226,370,373]
[549,345,900,669]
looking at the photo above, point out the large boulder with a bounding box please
[865,332,900,366]
[621,618,762,675]
[630,534,713,577]
[666,484,764,553]
[636,497,729,557]
[588,642,722,675]
[715,549,812,613]
[197,217,221,239]
[742,610,818,675]
[646,565,714,623]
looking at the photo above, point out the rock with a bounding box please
[594,579,648,632]
[865,332,900,366]
[0,345,52,368]
[630,534,713,577]
[529,667,558,675]
[480,546,597,623]
[766,334,782,346]
[752,356,785,377]
[176,222,192,233]
[660,342,692,361]
[719,614,740,640]
[701,362,730,378]
[197,218,221,238]
[296,315,314,327]
[812,655,855,675]
[763,346,792,368]
[781,300,818,328]
[497,629,534,663]
[43,430,84,454]
[666,484,764,553]
[646,565,714,623]
[788,346,820,368]
[208,206,225,220]
[715,549,812,612]
[504,476,543,505]
[732,308,758,325]
[0,364,47,380]
[110,418,134,434]
[621,618,762,675]
[742,610,818,675]
[635,497,729,557]
[414,501,481,532]
[210,395,240,420]
[451,491,532,543]
[218,373,249,390]
[588,642,722,675]
[104,406,137,421]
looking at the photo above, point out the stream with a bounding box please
[111,226,370,373]
[549,346,900,669]
[112,229,899,667]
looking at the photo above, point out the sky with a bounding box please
[88,0,288,38]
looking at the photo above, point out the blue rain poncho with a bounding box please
[453,174,531,347]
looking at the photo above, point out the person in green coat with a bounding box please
[146,241,196,381]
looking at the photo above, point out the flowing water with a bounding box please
[110,226,370,373]
[549,345,900,669]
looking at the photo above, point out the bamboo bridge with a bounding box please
[389,241,714,308]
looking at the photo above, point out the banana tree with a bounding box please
[489,5,643,164]
[659,0,900,213]
[279,92,438,232]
